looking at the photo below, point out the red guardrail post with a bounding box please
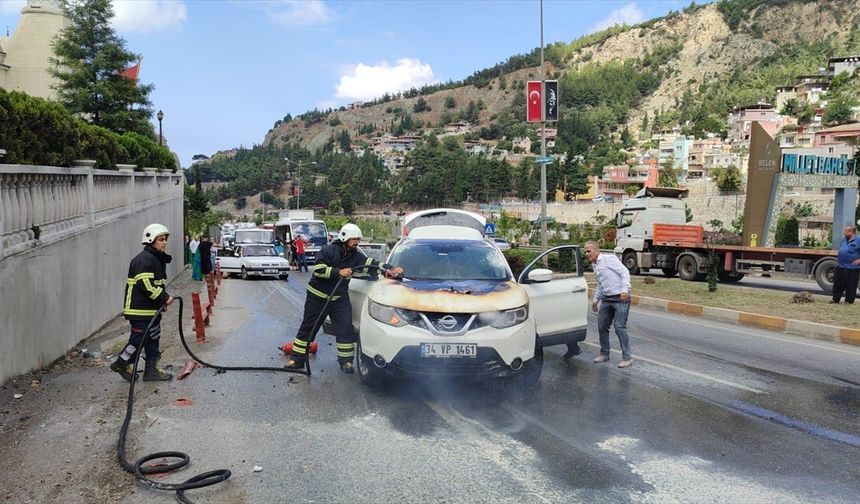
[191,292,207,343]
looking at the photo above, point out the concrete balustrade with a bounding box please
[0,163,184,384]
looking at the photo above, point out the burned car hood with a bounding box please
[369,279,528,313]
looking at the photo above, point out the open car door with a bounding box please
[517,245,588,348]
[216,245,242,276]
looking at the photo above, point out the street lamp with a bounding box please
[156,110,164,146]
[284,158,317,210]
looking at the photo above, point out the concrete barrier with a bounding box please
[0,164,184,383]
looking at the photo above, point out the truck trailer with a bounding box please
[613,188,838,292]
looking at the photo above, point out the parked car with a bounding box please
[217,244,290,280]
[346,208,588,388]
[492,237,511,251]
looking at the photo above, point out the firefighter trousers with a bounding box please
[290,293,355,364]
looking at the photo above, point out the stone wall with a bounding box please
[0,164,184,384]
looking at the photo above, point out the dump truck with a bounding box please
[613,188,839,292]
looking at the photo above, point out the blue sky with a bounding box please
[1,0,693,167]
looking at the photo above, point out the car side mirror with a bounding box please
[527,268,553,283]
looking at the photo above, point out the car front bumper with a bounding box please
[358,315,537,378]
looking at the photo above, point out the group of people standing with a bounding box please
[187,235,216,281]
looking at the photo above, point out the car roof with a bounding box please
[402,208,486,236]
[406,225,485,241]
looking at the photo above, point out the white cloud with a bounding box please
[593,2,644,32]
[334,58,436,102]
[112,0,188,34]
[263,0,334,27]
[0,1,25,15]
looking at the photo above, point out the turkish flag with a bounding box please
[118,61,141,81]
[293,186,301,196]
[527,80,542,123]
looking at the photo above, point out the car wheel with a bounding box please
[241,267,248,280]
[356,338,383,387]
[497,340,543,400]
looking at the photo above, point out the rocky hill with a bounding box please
[262,0,860,151]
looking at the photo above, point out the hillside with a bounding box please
[263,0,860,150]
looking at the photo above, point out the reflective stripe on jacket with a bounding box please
[307,241,388,300]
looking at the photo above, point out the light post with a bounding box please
[157,110,164,145]
[284,158,317,210]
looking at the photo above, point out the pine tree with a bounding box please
[50,0,154,137]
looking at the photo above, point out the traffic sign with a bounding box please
[534,156,555,164]
[484,223,496,235]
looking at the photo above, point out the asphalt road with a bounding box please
[117,273,860,504]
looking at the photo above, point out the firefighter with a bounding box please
[110,224,175,382]
[284,223,403,373]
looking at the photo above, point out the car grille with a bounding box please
[417,312,474,333]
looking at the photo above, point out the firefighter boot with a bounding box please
[110,358,137,382]
[143,355,173,381]
[285,355,306,371]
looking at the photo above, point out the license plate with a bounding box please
[264,269,276,273]
[419,343,477,358]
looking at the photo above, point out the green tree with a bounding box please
[780,98,800,117]
[413,97,430,113]
[563,159,590,201]
[714,165,742,192]
[823,95,859,126]
[444,96,456,109]
[658,157,679,187]
[50,0,154,137]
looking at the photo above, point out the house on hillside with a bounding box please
[828,55,860,76]
[814,123,860,147]
[596,164,659,200]
[727,103,787,147]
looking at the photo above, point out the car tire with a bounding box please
[622,251,640,275]
[497,340,543,400]
[356,338,384,387]
[241,267,248,280]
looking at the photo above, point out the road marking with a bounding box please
[580,341,764,394]
[630,308,860,357]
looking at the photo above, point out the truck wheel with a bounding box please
[241,267,248,280]
[677,255,704,282]
[622,251,640,275]
[815,259,837,293]
[356,339,384,387]
[661,268,677,278]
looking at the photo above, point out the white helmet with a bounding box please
[142,223,170,245]
[339,223,362,242]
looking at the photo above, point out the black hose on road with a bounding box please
[117,263,393,503]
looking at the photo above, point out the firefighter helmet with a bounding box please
[141,223,170,245]
[338,223,363,242]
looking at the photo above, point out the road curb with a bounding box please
[588,287,860,347]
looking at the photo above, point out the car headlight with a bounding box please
[477,305,529,329]
[368,300,419,327]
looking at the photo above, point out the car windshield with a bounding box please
[243,245,278,256]
[389,239,510,281]
[292,222,327,246]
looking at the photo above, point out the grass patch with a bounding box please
[588,274,858,328]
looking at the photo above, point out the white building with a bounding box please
[0,0,69,100]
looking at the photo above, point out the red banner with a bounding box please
[118,61,141,81]
[526,80,542,123]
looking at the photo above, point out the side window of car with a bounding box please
[519,246,582,283]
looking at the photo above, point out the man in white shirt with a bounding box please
[584,241,633,368]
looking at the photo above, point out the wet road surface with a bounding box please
[123,273,860,503]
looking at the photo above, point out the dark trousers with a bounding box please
[119,318,162,363]
[296,253,308,272]
[832,267,860,304]
[291,294,355,363]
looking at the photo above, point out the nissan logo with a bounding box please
[439,315,458,330]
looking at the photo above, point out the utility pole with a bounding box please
[539,0,548,252]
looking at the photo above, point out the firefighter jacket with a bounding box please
[308,240,390,300]
[123,246,172,320]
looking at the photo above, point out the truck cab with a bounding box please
[274,210,329,266]
[614,187,688,273]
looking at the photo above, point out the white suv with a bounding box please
[348,209,588,387]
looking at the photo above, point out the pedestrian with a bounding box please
[199,235,213,277]
[294,234,308,272]
[189,235,202,281]
[584,240,633,368]
[831,224,860,304]
[283,224,403,373]
[110,224,174,382]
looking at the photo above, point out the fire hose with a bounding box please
[117,263,390,503]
